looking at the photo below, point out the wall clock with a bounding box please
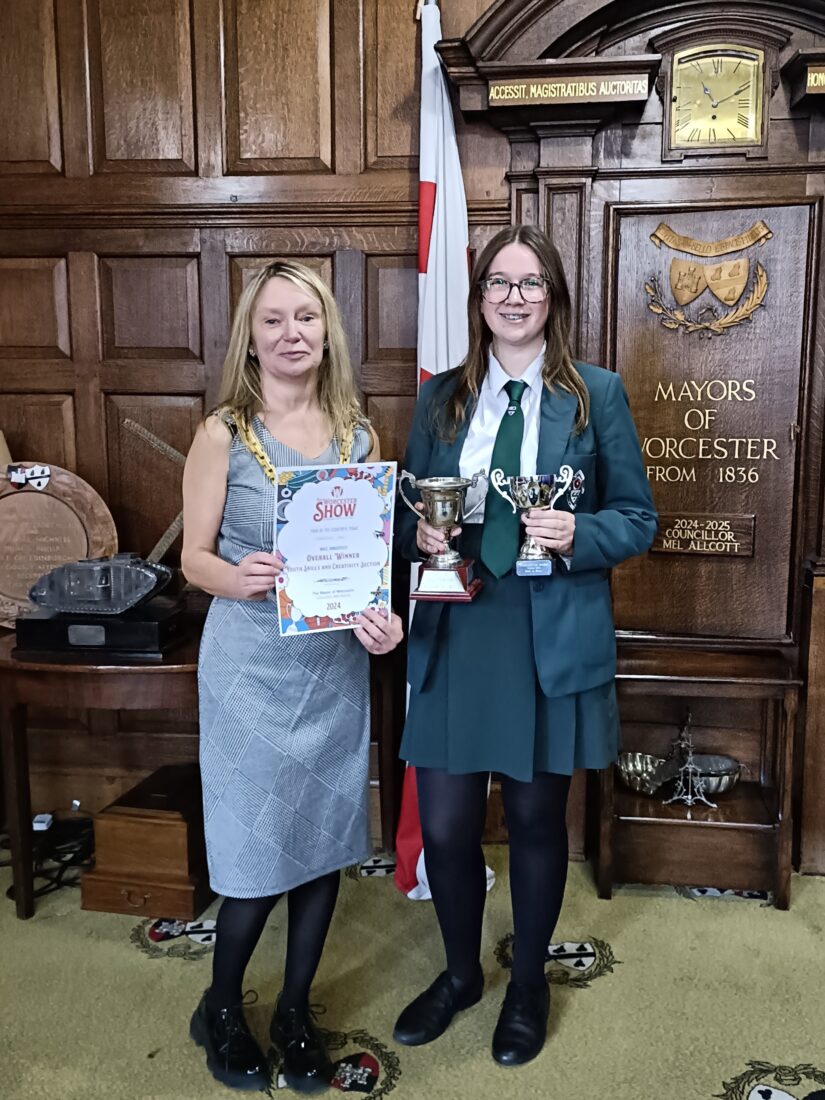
[670,43,764,150]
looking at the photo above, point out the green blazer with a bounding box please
[396,361,658,698]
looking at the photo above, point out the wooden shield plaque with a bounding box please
[0,463,118,628]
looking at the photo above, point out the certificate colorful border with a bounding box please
[275,461,396,636]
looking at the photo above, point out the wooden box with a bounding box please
[81,763,214,920]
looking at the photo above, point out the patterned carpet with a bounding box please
[2,848,824,1100]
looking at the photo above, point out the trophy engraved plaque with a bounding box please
[399,471,487,601]
[0,463,118,629]
[490,465,574,577]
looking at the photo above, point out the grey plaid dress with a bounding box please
[198,417,373,898]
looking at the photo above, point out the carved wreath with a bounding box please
[645,263,768,337]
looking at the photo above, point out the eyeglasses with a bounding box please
[479,276,549,304]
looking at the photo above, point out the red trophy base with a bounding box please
[410,559,483,602]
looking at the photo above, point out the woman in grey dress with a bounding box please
[182,261,402,1093]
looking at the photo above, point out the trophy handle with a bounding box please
[490,468,517,514]
[398,469,423,516]
[549,464,574,509]
[461,471,489,521]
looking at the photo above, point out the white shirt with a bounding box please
[459,346,545,523]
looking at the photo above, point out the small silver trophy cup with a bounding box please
[490,465,574,577]
[399,471,487,600]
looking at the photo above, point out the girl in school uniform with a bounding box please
[392,225,657,1067]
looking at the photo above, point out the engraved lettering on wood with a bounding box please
[651,514,755,556]
[488,76,649,106]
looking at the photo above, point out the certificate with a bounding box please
[274,462,396,636]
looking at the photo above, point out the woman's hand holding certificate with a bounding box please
[233,550,284,599]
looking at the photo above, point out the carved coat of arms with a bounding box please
[645,220,771,337]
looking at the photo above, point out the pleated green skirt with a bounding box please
[400,526,620,781]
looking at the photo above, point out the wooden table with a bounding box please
[0,634,198,919]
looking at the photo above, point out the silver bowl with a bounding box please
[692,754,742,796]
[617,752,667,795]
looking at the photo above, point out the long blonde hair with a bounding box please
[440,225,589,439]
[217,260,364,445]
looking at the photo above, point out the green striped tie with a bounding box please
[480,379,527,578]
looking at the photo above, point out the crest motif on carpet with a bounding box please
[494,933,619,988]
[717,1062,825,1100]
[268,1025,400,1096]
[131,918,217,960]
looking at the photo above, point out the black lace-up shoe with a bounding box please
[392,969,484,1046]
[270,999,333,1093]
[491,981,550,1067]
[190,990,269,1091]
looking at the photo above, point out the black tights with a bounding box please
[207,870,341,1012]
[416,768,571,989]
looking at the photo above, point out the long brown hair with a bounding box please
[216,260,364,445]
[441,225,589,438]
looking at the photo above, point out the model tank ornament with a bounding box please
[28,553,172,615]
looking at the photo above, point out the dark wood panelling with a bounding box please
[87,0,196,174]
[0,259,70,359]
[365,395,416,464]
[99,256,201,360]
[362,254,418,461]
[66,251,107,495]
[541,182,587,352]
[104,394,202,559]
[800,567,825,872]
[0,1,62,175]
[224,0,333,174]
[192,0,223,179]
[365,254,418,363]
[0,394,76,469]
[364,0,419,170]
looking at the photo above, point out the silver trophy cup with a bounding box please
[399,472,487,568]
[490,466,574,576]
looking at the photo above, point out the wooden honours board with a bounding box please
[0,463,118,628]
[609,204,812,641]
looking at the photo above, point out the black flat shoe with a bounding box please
[270,999,333,1094]
[190,990,269,1091]
[491,981,550,1067]
[393,970,484,1046]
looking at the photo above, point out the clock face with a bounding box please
[671,44,764,148]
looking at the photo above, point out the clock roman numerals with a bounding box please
[670,44,764,151]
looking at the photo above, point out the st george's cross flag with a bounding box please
[394,0,470,899]
[414,0,470,386]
